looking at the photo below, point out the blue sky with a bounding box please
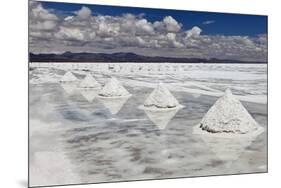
[29,1,268,61]
[41,1,267,36]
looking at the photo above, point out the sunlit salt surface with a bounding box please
[29,62,267,187]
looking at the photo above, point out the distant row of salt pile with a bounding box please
[60,71,132,115]
[60,71,264,137]
[30,62,187,75]
[60,71,131,97]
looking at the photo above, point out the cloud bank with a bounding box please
[29,1,267,61]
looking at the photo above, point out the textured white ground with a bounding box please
[30,62,267,104]
[29,62,267,187]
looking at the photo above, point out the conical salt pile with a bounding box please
[79,73,101,89]
[199,89,261,134]
[144,83,180,109]
[98,77,131,97]
[60,71,78,82]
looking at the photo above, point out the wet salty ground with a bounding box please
[29,80,267,186]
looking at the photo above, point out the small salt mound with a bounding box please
[98,77,130,97]
[144,83,180,109]
[79,73,101,88]
[199,88,260,134]
[60,71,78,82]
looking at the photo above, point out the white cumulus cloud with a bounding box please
[76,6,92,19]
[163,16,182,32]
[185,26,202,38]
[29,1,267,61]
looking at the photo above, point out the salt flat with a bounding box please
[29,63,267,187]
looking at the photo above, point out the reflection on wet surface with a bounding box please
[60,82,78,95]
[29,67,267,187]
[195,131,263,161]
[142,107,182,130]
[98,96,131,115]
[79,88,99,103]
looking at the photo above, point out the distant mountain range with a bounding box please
[29,52,267,64]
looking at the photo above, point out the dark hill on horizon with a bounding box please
[29,52,267,64]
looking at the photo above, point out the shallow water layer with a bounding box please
[29,63,267,187]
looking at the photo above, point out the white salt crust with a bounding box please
[143,83,181,109]
[98,77,131,98]
[60,71,78,82]
[195,89,264,136]
[79,73,101,89]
